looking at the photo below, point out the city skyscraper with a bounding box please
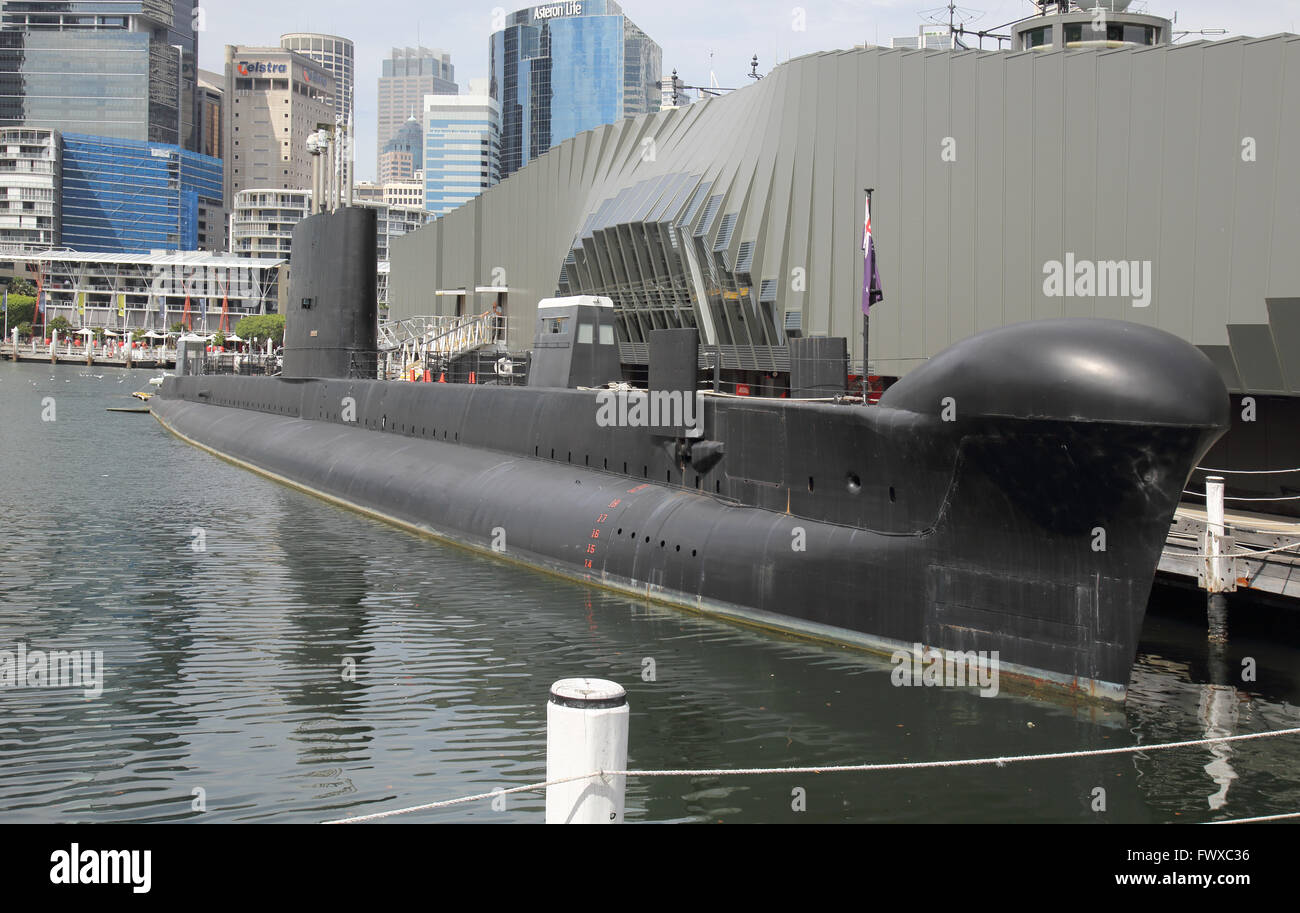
[280,33,354,127]
[489,1,661,179]
[222,45,336,209]
[424,93,499,217]
[379,115,423,183]
[197,69,223,161]
[280,33,354,190]
[377,47,456,165]
[0,0,201,151]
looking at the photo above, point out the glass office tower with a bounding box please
[60,133,223,253]
[424,94,499,216]
[0,0,200,151]
[490,0,660,179]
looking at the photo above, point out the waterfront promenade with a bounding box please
[2,337,175,369]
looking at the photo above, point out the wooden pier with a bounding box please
[1,339,174,370]
[1160,503,1300,603]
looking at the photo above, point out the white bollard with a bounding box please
[1205,475,1229,642]
[546,678,629,824]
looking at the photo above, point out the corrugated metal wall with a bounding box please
[390,35,1300,393]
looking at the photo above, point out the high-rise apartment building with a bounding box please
[230,187,311,261]
[424,94,499,217]
[0,0,201,151]
[222,45,335,209]
[0,126,59,254]
[489,1,661,178]
[377,47,456,163]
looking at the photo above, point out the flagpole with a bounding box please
[863,187,873,403]
[37,265,45,341]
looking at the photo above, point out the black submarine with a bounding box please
[152,207,1230,702]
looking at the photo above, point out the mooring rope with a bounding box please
[1196,466,1300,475]
[1184,489,1300,502]
[323,772,604,824]
[1225,540,1300,558]
[1207,810,1300,824]
[322,726,1300,823]
[1169,539,1300,559]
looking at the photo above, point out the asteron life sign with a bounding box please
[534,1,582,19]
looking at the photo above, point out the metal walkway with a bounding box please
[378,310,505,365]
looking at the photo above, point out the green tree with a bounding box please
[213,331,226,348]
[2,295,35,327]
[7,278,36,297]
[235,313,286,345]
[15,321,33,337]
[47,316,73,333]
[170,322,186,334]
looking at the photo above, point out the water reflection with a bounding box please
[2,364,1300,823]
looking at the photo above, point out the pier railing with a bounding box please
[2,337,175,366]
[200,352,281,376]
[379,310,506,362]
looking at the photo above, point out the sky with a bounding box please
[197,0,1300,183]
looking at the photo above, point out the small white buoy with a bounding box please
[546,678,629,824]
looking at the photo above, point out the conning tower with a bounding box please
[282,206,378,379]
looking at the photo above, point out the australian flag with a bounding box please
[862,195,884,314]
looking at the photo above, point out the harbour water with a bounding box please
[3,362,1299,824]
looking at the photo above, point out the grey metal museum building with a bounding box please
[389,6,1300,401]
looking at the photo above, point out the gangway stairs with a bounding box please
[378,309,507,379]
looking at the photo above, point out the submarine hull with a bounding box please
[153,337,1226,701]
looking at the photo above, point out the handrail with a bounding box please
[381,308,504,363]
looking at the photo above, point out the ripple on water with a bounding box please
[2,364,1299,822]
